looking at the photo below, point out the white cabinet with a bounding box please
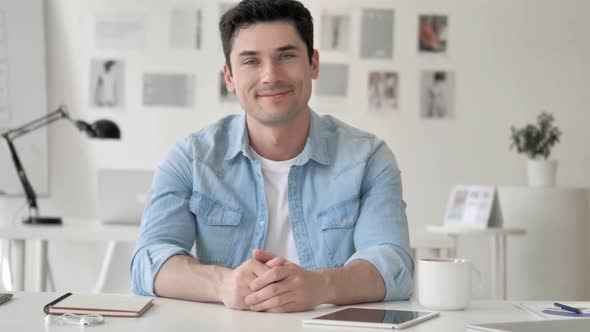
[498,187,590,300]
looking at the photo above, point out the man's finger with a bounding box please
[265,256,287,268]
[250,292,301,313]
[252,249,278,263]
[242,258,271,277]
[250,265,290,291]
[245,282,293,309]
[264,302,299,313]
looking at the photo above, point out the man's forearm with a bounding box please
[318,259,386,305]
[153,255,229,302]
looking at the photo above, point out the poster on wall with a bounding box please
[94,14,146,49]
[89,59,125,108]
[143,73,195,108]
[320,9,351,54]
[368,71,398,112]
[170,6,203,50]
[418,15,448,55]
[315,63,349,98]
[360,8,394,59]
[420,70,454,119]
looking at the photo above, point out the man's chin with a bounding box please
[251,108,300,127]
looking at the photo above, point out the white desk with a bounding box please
[0,292,540,332]
[426,225,526,301]
[0,219,139,292]
[0,220,453,293]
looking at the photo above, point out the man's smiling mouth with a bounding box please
[257,90,291,98]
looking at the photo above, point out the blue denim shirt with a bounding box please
[130,110,414,301]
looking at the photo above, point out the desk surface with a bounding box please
[0,292,534,332]
[0,219,139,241]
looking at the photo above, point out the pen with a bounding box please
[554,302,582,315]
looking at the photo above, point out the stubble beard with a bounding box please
[251,102,302,127]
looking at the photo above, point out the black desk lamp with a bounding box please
[1,105,120,225]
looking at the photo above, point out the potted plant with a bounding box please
[509,112,562,187]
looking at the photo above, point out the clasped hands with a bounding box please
[218,249,328,313]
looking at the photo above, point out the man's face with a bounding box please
[223,21,319,127]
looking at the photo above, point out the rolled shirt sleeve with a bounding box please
[345,140,414,301]
[346,245,414,301]
[130,139,196,296]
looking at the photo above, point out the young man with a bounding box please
[131,0,413,313]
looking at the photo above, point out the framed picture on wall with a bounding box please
[320,8,351,55]
[444,185,503,228]
[360,8,394,59]
[89,59,125,108]
[418,14,448,55]
[420,70,455,119]
[368,71,399,112]
[169,5,203,50]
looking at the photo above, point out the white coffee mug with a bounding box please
[418,258,472,310]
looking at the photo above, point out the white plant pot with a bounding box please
[526,159,558,187]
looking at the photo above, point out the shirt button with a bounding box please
[259,221,265,226]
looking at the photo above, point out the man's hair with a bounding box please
[219,0,314,73]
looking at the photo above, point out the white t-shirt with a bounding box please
[250,148,300,265]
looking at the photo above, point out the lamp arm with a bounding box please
[0,105,70,218]
[0,105,116,224]
[3,107,69,140]
[2,135,40,216]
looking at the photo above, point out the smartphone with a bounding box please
[0,293,13,305]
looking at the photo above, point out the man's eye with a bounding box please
[279,53,295,60]
[243,59,258,65]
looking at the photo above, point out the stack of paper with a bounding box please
[513,302,590,320]
[466,319,590,332]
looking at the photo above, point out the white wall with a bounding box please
[1,0,589,297]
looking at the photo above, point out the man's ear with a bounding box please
[311,49,319,80]
[223,64,235,93]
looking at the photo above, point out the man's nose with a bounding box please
[261,61,282,84]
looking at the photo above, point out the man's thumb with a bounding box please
[252,248,277,263]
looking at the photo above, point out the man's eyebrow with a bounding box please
[237,45,299,57]
[238,50,258,57]
[275,44,298,52]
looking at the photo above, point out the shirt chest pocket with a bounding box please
[189,193,242,266]
[317,197,360,267]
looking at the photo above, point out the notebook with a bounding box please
[97,169,153,225]
[44,293,154,317]
[514,301,590,320]
[466,319,590,332]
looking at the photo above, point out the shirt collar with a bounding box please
[224,112,249,161]
[224,110,330,166]
[303,109,329,165]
